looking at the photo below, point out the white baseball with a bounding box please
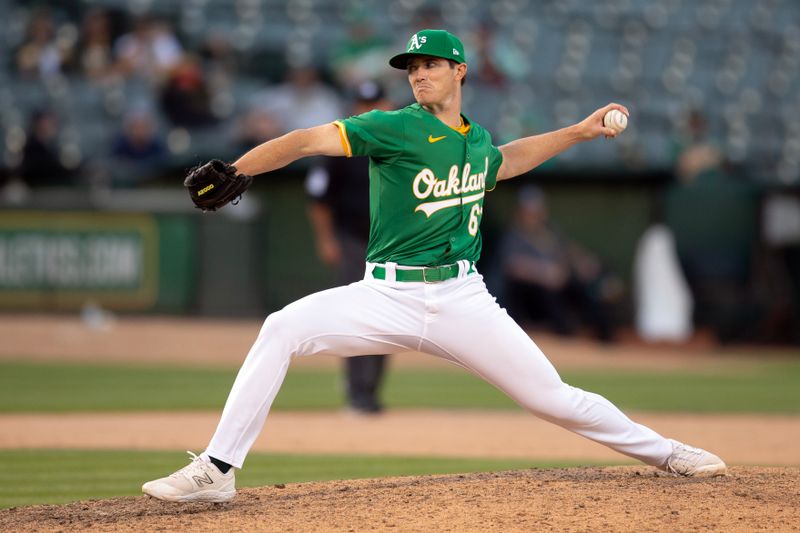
[603,109,628,134]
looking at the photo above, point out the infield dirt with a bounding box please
[2,467,798,532]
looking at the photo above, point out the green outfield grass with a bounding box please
[0,449,600,509]
[0,359,799,413]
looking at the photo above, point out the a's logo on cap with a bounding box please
[407,33,427,51]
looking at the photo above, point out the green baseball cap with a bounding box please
[389,29,466,70]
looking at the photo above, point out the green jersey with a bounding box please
[334,103,503,266]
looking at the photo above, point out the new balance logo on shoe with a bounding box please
[193,473,214,486]
[142,451,236,502]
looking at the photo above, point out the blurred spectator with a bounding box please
[469,24,507,86]
[497,186,618,342]
[201,31,239,80]
[17,109,75,187]
[254,67,342,133]
[673,109,723,183]
[77,8,115,82]
[236,107,282,152]
[15,9,75,79]
[467,23,532,85]
[304,81,393,413]
[109,108,167,186]
[160,55,217,128]
[330,21,392,90]
[113,16,182,82]
[200,31,239,118]
[412,7,443,30]
[666,110,761,343]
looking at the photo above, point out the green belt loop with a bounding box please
[370,262,475,283]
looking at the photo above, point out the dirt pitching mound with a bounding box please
[3,467,798,533]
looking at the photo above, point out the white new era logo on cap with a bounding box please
[453,49,459,55]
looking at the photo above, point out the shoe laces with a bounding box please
[668,442,705,471]
[677,442,704,457]
[169,451,210,480]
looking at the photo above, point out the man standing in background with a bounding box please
[304,81,393,414]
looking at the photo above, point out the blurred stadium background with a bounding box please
[1,0,799,345]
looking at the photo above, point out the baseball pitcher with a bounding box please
[146,29,726,503]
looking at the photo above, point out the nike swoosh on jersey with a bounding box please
[428,135,447,143]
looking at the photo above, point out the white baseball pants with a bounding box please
[205,267,673,468]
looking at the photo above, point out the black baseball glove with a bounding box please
[184,159,253,212]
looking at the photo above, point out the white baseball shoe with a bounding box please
[142,451,236,502]
[662,439,727,477]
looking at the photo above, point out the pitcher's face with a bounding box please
[407,56,463,107]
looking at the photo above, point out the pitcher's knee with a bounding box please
[261,310,284,333]
[257,310,301,351]
[521,383,585,422]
